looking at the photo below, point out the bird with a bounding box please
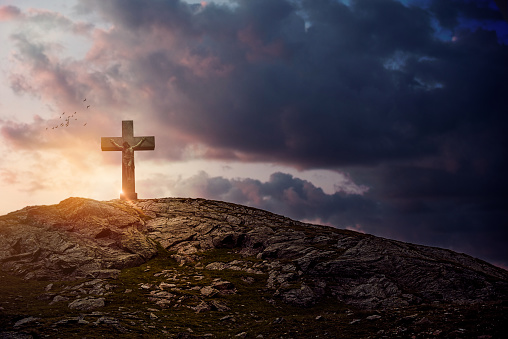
[62,112,65,115]
[83,98,86,101]
[87,105,90,109]
[83,123,87,126]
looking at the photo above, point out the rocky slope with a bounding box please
[0,197,507,338]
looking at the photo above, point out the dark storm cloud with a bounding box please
[160,171,381,228]
[429,0,505,30]
[81,0,507,167]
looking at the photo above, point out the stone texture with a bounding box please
[1,197,507,310]
[0,198,157,280]
[68,297,105,311]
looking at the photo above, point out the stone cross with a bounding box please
[101,120,155,200]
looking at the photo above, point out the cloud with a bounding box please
[0,5,24,21]
[58,0,502,169]
[5,0,508,166]
[148,170,379,226]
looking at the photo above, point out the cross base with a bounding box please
[120,191,138,200]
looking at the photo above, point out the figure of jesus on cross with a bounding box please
[101,120,155,200]
[109,137,146,182]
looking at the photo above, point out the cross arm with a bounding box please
[101,137,124,151]
[101,136,155,151]
[133,136,155,151]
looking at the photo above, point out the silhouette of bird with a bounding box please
[87,105,90,109]
[62,112,65,115]
[84,123,87,126]
[83,98,86,101]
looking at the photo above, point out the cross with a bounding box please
[101,120,155,200]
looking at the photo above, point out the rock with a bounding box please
[0,198,157,280]
[209,300,230,312]
[13,317,38,328]
[205,262,231,271]
[282,284,316,307]
[159,282,176,289]
[49,295,69,305]
[220,315,235,321]
[68,297,105,311]
[212,280,236,294]
[200,286,219,297]
[192,301,212,313]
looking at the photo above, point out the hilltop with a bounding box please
[0,197,507,338]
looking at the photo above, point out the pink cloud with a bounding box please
[0,5,23,21]
[1,120,42,150]
[235,180,263,205]
[0,169,19,185]
[179,52,234,78]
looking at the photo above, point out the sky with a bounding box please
[0,0,507,269]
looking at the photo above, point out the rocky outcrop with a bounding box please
[0,198,157,280]
[0,197,507,310]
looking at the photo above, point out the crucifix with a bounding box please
[101,120,155,200]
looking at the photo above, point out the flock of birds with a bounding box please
[45,98,89,131]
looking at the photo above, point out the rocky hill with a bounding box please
[0,197,507,338]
